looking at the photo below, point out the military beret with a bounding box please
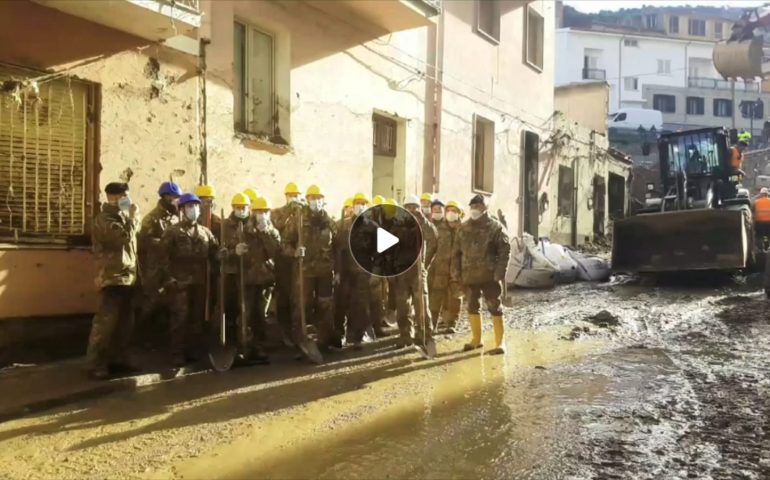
[104,182,129,195]
[469,194,486,206]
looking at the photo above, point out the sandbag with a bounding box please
[567,250,611,282]
[506,234,558,289]
[539,238,578,283]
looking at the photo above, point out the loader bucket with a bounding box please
[612,209,748,273]
[712,36,764,79]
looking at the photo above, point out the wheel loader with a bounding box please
[713,7,770,80]
[612,128,755,273]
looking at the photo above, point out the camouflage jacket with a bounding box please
[451,212,511,286]
[335,213,377,275]
[159,219,219,287]
[197,209,222,238]
[220,214,250,276]
[429,219,460,281]
[137,200,179,288]
[282,206,337,277]
[271,203,298,239]
[92,204,139,289]
[244,218,281,285]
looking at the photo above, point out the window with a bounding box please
[624,77,639,91]
[476,0,500,43]
[372,114,397,157]
[525,6,545,71]
[689,19,706,36]
[614,113,627,122]
[713,99,733,117]
[558,166,575,217]
[686,96,705,115]
[623,38,639,47]
[653,94,676,113]
[669,16,679,33]
[472,115,495,193]
[657,59,671,75]
[740,100,764,119]
[715,21,723,39]
[234,21,275,136]
[0,71,94,244]
[645,14,657,29]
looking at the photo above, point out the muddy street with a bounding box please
[2,278,770,480]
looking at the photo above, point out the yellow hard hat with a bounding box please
[420,192,433,202]
[446,200,460,209]
[353,192,369,204]
[343,197,354,208]
[385,198,397,206]
[231,192,251,206]
[253,196,271,210]
[306,184,324,197]
[284,182,301,195]
[243,188,260,203]
[372,195,385,206]
[194,184,216,198]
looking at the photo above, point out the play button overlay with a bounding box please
[377,228,399,253]
[349,204,423,277]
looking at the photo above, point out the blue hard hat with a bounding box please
[178,193,201,206]
[158,181,182,197]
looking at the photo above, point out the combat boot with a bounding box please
[463,314,483,351]
[486,315,506,355]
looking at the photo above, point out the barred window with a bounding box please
[0,70,93,244]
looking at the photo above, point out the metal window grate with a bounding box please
[0,74,88,242]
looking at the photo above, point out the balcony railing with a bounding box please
[688,77,760,92]
[404,0,442,15]
[169,0,200,12]
[583,68,606,81]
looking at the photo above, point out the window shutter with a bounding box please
[0,72,88,242]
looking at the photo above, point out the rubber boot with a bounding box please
[486,315,506,355]
[463,314,483,351]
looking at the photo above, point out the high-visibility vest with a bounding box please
[755,196,770,223]
[730,147,743,169]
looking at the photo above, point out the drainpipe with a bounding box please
[618,35,624,111]
[199,38,211,183]
[433,9,445,193]
[684,41,691,123]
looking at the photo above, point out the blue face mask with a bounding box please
[185,205,201,222]
[118,196,132,212]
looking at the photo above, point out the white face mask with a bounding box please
[185,205,201,222]
[286,195,300,205]
[353,204,366,216]
[309,199,323,212]
[446,211,460,223]
[117,196,132,212]
[470,209,483,220]
[234,207,249,219]
[432,212,444,221]
[421,206,431,216]
[256,212,270,225]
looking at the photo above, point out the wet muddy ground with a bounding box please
[1,276,769,479]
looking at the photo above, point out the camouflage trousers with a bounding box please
[292,272,335,347]
[223,275,268,355]
[275,255,295,339]
[466,281,503,316]
[168,284,206,358]
[87,285,135,370]
[393,266,433,344]
[341,270,372,343]
[428,273,462,330]
[369,276,388,332]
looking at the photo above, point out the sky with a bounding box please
[563,0,766,14]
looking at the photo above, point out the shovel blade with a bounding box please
[298,339,324,365]
[414,338,437,359]
[208,343,237,372]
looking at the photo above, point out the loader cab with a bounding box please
[652,127,746,212]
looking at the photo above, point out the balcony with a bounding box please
[688,77,760,92]
[32,0,201,41]
[582,68,606,81]
[307,0,441,34]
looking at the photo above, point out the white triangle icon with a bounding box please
[377,227,399,253]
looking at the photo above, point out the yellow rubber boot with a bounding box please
[463,314,483,351]
[487,315,506,355]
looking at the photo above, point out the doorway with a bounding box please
[593,175,606,237]
[372,112,406,202]
[523,131,539,238]
[608,172,626,220]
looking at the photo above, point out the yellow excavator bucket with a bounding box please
[712,36,764,79]
[612,209,749,273]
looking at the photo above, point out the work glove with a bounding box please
[217,247,228,261]
[333,273,341,286]
[257,221,269,232]
[129,203,139,220]
[235,243,249,256]
[494,272,505,283]
[161,278,178,292]
[294,246,306,258]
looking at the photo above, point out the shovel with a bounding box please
[414,217,436,360]
[237,221,250,361]
[296,208,324,365]
[208,208,237,372]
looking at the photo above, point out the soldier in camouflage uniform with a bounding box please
[283,185,338,351]
[160,193,219,367]
[136,181,181,342]
[335,193,376,349]
[86,182,140,380]
[333,197,354,344]
[451,194,511,355]
[428,199,463,334]
[272,182,303,344]
[392,194,437,350]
